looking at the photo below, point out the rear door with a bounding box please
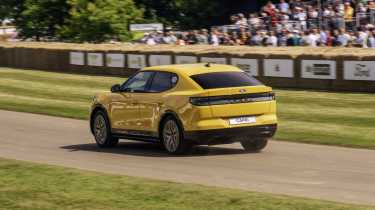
[190,71,273,118]
[138,71,179,133]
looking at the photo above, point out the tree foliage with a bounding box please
[1,0,263,42]
[134,0,260,29]
[58,0,143,42]
[15,0,69,40]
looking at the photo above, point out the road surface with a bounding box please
[0,110,374,205]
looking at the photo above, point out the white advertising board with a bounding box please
[230,58,258,76]
[301,60,336,79]
[344,61,375,81]
[263,59,294,78]
[87,53,103,66]
[127,54,146,69]
[130,23,163,32]
[200,57,227,64]
[106,54,125,68]
[149,55,172,66]
[69,52,85,65]
[175,56,198,64]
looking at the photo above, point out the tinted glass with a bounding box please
[149,72,178,92]
[190,72,262,89]
[122,71,153,92]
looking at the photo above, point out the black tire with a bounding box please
[161,116,191,154]
[92,110,119,148]
[240,138,268,152]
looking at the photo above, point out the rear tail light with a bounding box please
[190,92,275,106]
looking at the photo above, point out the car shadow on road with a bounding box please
[61,141,255,157]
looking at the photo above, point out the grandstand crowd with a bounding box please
[140,0,375,48]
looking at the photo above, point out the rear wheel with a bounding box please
[92,111,119,148]
[241,138,268,152]
[161,116,191,154]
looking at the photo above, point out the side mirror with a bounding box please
[111,84,121,93]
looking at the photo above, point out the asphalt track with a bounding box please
[0,110,374,205]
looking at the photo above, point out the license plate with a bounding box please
[229,116,256,125]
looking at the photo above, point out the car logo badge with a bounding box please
[239,89,247,93]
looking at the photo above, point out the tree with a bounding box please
[58,0,143,42]
[12,0,69,40]
[0,0,25,23]
[134,0,261,30]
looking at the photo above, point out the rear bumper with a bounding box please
[184,124,277,145]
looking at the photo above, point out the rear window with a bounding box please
[190,72,262,89]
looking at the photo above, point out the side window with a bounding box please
[149,72,178,93]
[122,71,154,92]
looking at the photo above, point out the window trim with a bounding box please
[120,70,179,94]
[120,71,155,93]
[147,71,179,93]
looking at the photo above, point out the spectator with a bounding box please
[210,30,220,46]
[278,0,290,13]
[344,2,354,31]
[266,31,278,46]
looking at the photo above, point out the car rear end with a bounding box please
[184,70,277,145]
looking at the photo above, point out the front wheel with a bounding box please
[161,116,191,154]
[241,138,268,152]
[92,111,119,148]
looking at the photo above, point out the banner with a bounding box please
[301,60,336,79]
[263,59,294,78]
[69,52,85,65]
[127,54,146,69]
[87,53,103,66]
[231,58,258,76]
[149,55,172,66]
[175,55,198,64]
[344,61,375,81]
[130,23,163,32]
[200,57,227,64]
[106,54,125,68]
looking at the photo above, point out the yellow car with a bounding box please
[90,63,277,154]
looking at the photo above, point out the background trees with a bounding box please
[0,0,263,42]
[58,0,143,42]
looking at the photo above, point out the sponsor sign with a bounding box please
[127,54,146,69]
[129,23,163,32]
[263,59,294,78]
[200,57,227,64]
[301,60,336,79]
[106,53,125,68]
[344,61,375,81]
[230,58,258,76]
[175,55,198,64]
[149,55,172,66]
[69,52,85,66]
[87,53,103,66]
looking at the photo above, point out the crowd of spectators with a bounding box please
[141,0,375,48]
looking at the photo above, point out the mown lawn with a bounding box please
[0,157,374,210]
[0,67,374,149]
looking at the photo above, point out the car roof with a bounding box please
[142,63,243,76]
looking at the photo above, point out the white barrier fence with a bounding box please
[69,52,375,81]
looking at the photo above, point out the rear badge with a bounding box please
[239,89,247,93]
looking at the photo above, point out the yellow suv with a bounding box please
[90,63,277,154]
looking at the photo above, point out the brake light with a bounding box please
[189,92,275,106]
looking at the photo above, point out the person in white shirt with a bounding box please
[266,31,278,46]
[210,30,220,46]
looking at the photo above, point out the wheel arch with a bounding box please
[90,104,110,134]
[158,110,184,138]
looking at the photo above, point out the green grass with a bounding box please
[0,68,374,149]
[0,157,374,210]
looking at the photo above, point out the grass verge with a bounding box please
[0,157,374,210]
[0,68,374,149]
